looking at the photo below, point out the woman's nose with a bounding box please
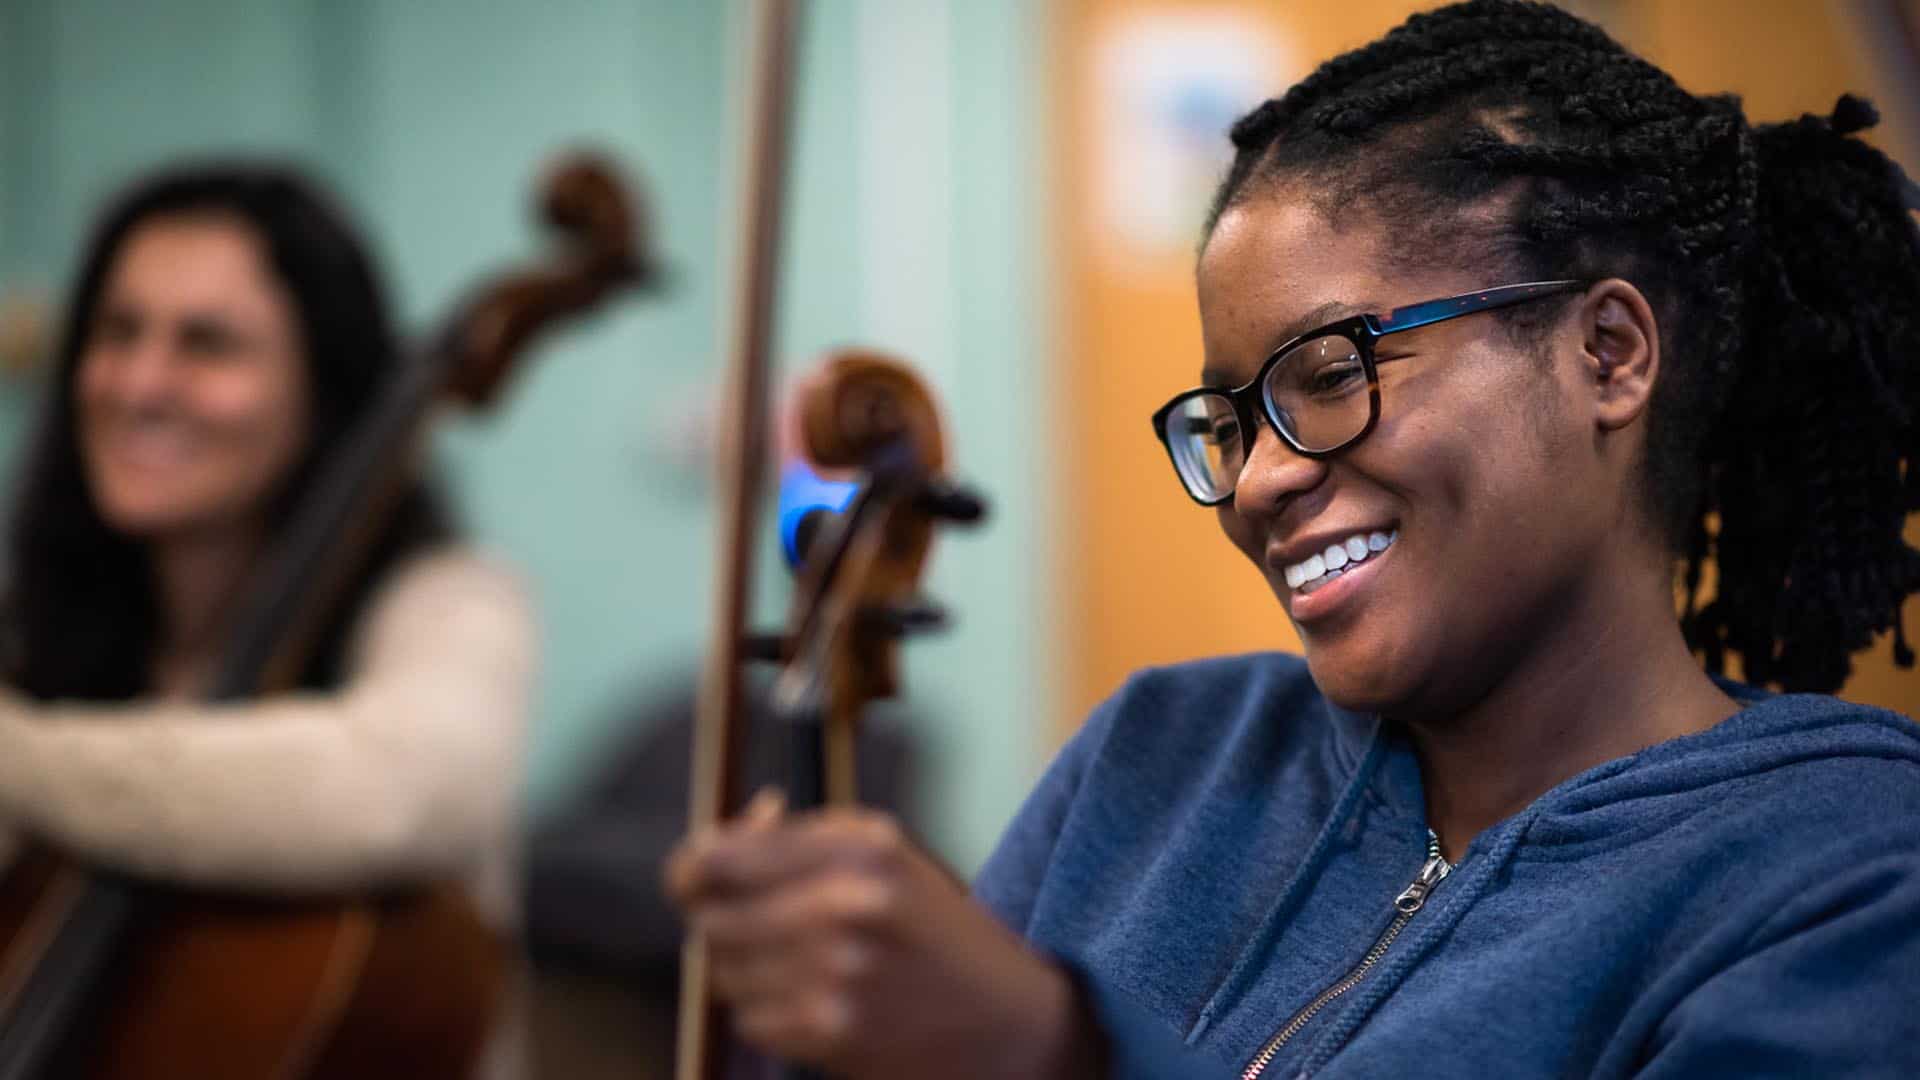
[99,336,183,404]
[1232,423,1326,516]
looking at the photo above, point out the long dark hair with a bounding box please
[1,162,452,701]
[1209,0,1920,693]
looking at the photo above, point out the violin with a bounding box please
[0,154,659,1079]
[673,4,986,1077]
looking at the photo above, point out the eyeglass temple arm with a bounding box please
[1367,280,1587,335]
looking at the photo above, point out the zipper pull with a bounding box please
[1392,854,1451,914]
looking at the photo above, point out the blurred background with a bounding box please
[2,0,1917,1072]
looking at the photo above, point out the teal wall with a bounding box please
[0,0,1047,871]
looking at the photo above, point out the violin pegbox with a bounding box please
[781,350,985,798]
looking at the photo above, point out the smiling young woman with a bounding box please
[0,165,532,1077]
[665,3,1920,1077]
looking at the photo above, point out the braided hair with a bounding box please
[1207,0,1920,693]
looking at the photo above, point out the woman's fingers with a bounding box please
[740,786,787,827]
[669,805,912,903]
[664,805,1097,1078]
[698,873,887,1068]
[699,867,896,950]
[666,806,913,1065]
[707,931,875,1004]
[733,990,855,1064]
[662,786,787,901]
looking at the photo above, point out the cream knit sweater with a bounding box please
[0,545,534,1075]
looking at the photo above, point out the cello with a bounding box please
[0,154,658,1078]
[674,2,986,1076]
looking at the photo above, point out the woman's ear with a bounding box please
[1578,278,1660,431]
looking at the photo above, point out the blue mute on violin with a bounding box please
[778,461,859,569]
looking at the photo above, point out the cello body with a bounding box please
[0,848,502,1078]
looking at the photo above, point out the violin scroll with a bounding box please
[797,350,945,474]
[797,353,984,529]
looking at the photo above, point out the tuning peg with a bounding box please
[915,480,987,524]
[861,599,950,638]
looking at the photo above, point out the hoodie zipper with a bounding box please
[1240,832,1452,1080]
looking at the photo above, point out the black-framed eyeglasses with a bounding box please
[1151,280,1588,506]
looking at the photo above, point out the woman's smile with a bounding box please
[94,411,207,476]
[1268,525,1399,623]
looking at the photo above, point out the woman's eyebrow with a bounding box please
[1199,299,1385,387]
[177,312,257,350]
[1270,300,1374,349]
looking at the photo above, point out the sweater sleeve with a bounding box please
[973,683,1240,1080]
[0,547,533,894]
[1631,824,1920,1078]
[970,691,1110,932]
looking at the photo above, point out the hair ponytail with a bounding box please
[1686,95,1920,690]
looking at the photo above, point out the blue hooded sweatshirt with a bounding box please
[974,653,1920,1079]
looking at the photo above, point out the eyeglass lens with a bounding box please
[1163,394,1244,503]
[1263,334,1370,453]
[1160,333,1371,502]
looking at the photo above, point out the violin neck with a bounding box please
[786,706,828,815]
[784,697,848,1080]
[783,698,859,814]
[775,701,830,1080]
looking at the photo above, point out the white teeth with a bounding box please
[1282,529,1397,593]
[1302,568,1344,594]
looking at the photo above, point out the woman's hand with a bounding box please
[665,790,1103,1079]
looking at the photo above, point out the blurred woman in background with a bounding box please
[668,2,1920,1077]
[0,164,531,1077]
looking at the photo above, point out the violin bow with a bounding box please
[677,2,801,1078]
